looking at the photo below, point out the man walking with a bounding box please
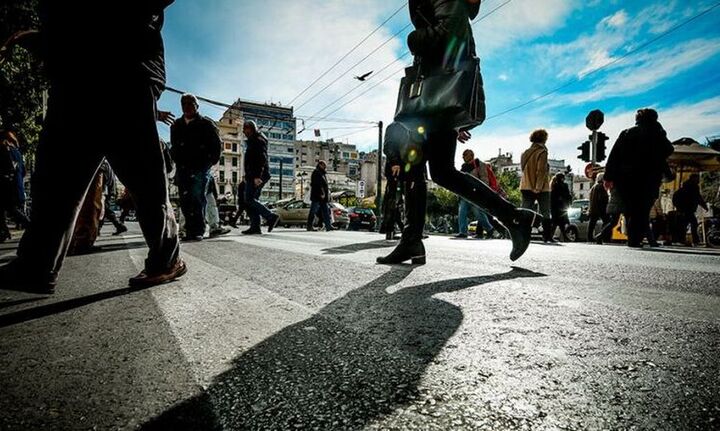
[456,149,495,239]
[0,1,185,293]
[170,93,223,241]
[241,121,279,234]
[306,161,333,232]
[673,173,708,246]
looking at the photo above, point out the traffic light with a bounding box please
[577,140,590,162]
[596,132,608,162]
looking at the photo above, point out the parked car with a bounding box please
[564,206,589,242]
[274,199,345,228]
[347,207,376,231]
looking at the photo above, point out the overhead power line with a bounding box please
[485,0,720,122]
[286,2,408,107]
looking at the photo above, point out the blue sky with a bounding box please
[157,0,720,174]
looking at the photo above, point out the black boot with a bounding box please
[377,178,427,265]
[451,172,536,261]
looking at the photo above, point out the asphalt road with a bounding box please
[1,224,718,430]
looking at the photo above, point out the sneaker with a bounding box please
[182,235,204,242]
[210,227,231,237]
[242,227,262,235]
[129,259,187,288]
[112,225,128,236]
[0,261,57,294]
[454,233,468,239]
[267,214,280,233]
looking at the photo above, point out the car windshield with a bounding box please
[354,208,373,215]
[567,207,582,219]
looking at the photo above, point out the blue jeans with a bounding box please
[176,169,211,237]
[244,181,274,229]
[458,199,493,235]
[308,201,332,229]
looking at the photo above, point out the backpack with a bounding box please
[486,164,499,191]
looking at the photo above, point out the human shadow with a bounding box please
[141,266,546,430]
[66,240,149,256]
[321,239,396,255]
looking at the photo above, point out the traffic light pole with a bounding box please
[376,121,383,209]
[591,130,597,165]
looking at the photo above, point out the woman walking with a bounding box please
[377,0,536,265]
[549,172,572,242]
[520,129,553,243]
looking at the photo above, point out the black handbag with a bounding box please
[394,20,485,131]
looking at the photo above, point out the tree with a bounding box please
[0,0,46,162]
[497,170,522,206]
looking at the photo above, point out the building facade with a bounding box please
[218,99,297,203]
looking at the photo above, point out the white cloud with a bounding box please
[601,10,628,28]
[498,73,509,81]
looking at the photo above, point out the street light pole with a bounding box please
[375,120,383,209]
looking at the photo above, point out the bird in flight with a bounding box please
[354,71,373,81]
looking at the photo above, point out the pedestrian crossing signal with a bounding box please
[596,132,608,162]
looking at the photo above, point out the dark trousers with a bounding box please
[521,190,552,241]
[307,201,332,229]
[679,211,700,244]
[588,213,609,242]
[597,213,621,242]
[176,169,210,237]
[16,84,179,277]
[244,181,273,229]
[100,196,125,231]
[401,130,516,242]
[625,199,654,247]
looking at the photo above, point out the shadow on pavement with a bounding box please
[66,240,149,256]
[321,239,396,255]
[642,247,720,257]
[141,266,546,430]
[0,297,44,310]
[0,281,170,328]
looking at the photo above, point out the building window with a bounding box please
[225,143,232,150]
[219,171,225,182]
[579,183,584,190]
[232,143,238,152]
[232,172,238,183]
[219,185,225,194]
[232,157,238,167]
[220,156,225,165]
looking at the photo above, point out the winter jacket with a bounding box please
[604,120,673,201]
[550,180,572,217]
[170,115,222,172]
[310,167,330,203]
[520,143,550,192]
[461,158,489,184]
[672,182,707,214]
[243,132,270,183]
[588,182,608,217]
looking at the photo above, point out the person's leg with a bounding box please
[476,209,494,237]
[588,215,598,242]
[10,87,105,288]
[307,201,319,229]
[689,214,700,245]
[426,130,534,260]
[457,199,469,236]
[105,85,180,280]
[104,196,125,232]
[537,192,553,242]
[0,204,10,241]
[205,190,220,231]
[321,202,333,230]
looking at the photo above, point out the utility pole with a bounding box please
[279,160,283,200]
[375,121,383,209]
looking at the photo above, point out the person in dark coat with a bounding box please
[549,173,572,242]
[377,0,536,265]
[379,157,405,239]
[241,120,279,235]
[587,173,609,243]
[306,161,333,232]
[97,159,128,236]
[0,1,185,293]
[603,108,674,248]
[170,93,223,241]
[0,130,31,241]
[673,173,708,246]
[0,134,15,242]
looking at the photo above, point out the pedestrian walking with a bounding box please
[170,93,223,242]
[306,161,333,232]
[68,168,105,255]
[587,173,609,243]
[241,120,279,235]
[603,108,674,248]
[377,0,535,265]
[0,1,185,293]
[549,172,572,242]
[97,159,128,236]
[456,149,495,239]
[672,173,708,246]
[228,180,247,228]
[520,129,554,243]
[206,175,231,237]
[0,130,30,241]
[379,158,404,240]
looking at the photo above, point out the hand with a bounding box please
[458,131,471,143]
[157,110,175,126]
[254,178,262,187]
[391,165,401,177]
[533,188,541,194]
